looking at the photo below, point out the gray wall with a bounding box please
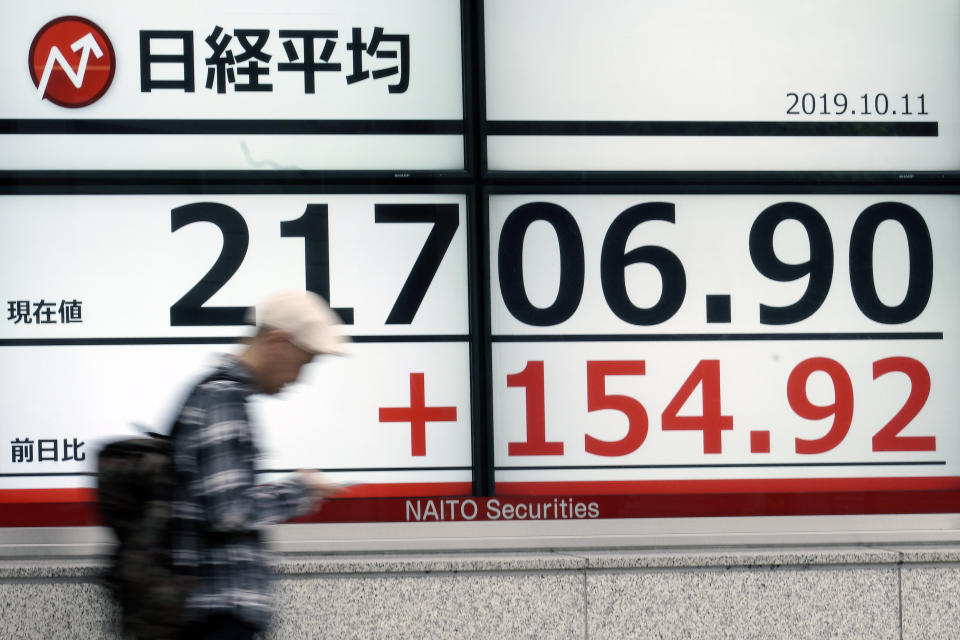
[2,545,959,639]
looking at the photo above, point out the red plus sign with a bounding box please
[379,373,458,456]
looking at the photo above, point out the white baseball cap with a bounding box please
[248,290,350,355]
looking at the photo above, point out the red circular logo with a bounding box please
[29,16,115,108]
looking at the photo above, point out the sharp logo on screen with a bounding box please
[28,16,116,108]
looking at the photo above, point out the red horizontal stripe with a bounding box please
[0,502,102,527]
[0,488,98,504]
[0,480,957,526]
[495,476,960,496]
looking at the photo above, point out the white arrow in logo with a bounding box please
[36,32,103,99]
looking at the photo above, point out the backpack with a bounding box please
[96,433,196,639]
[96,372,235,639]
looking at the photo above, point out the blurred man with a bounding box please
[170,290,348,639]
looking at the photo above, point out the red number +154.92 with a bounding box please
[506,358,933,457]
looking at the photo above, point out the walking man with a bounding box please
[171,290,348,639]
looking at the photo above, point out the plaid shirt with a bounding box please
[170,355,313,630]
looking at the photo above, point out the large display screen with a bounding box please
[488,193,960,514]
[0,194,473,508]
[484,0,960,172]
[1,2,958,537]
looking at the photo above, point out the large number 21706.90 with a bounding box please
[506,357,933,456]
[169,202,458,326]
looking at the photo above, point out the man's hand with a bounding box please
[297,469,340,502]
